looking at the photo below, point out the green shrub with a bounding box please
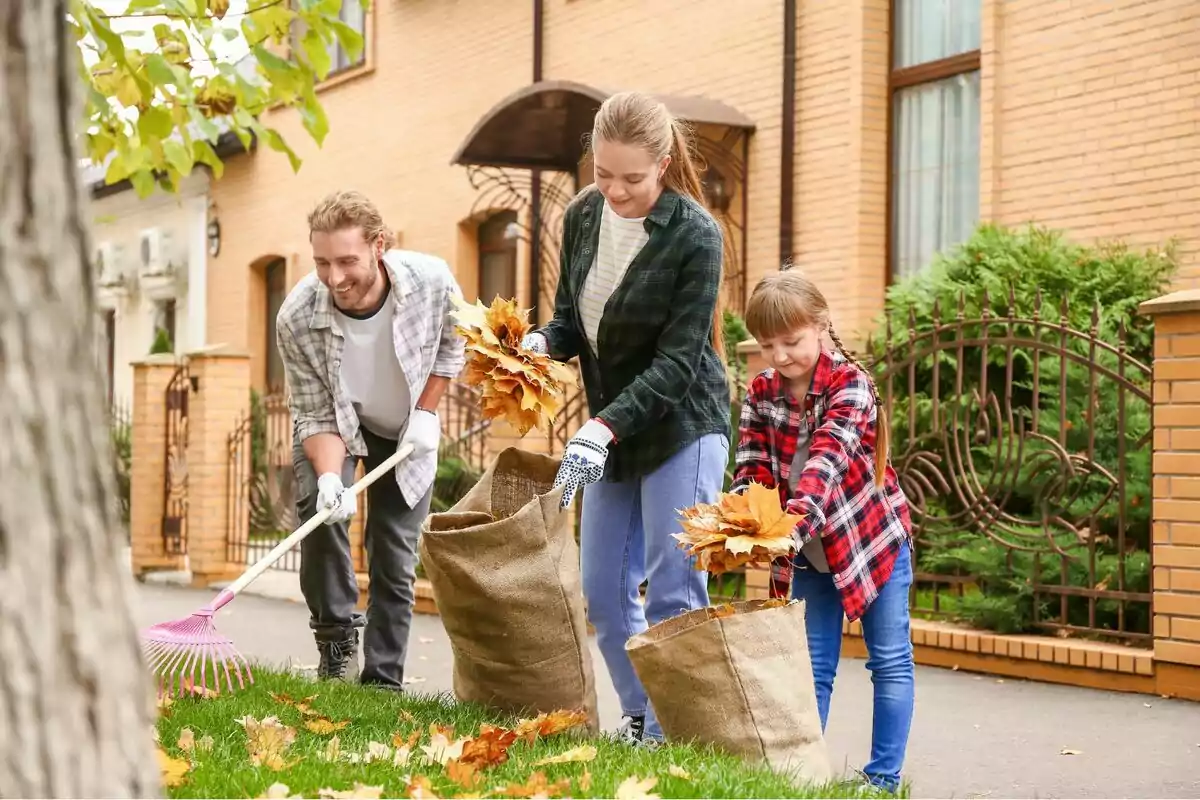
[150,326,173,355]
[873,223,1175,640]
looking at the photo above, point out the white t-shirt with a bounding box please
[579,201,651,357]
[335,298,411,441]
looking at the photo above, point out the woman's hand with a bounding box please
[552,418,615,508]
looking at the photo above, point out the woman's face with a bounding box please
[593,137,668,219]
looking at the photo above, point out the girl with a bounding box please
[522,91,731,744]
[733,269,915,793]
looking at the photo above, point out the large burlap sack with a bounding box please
[626,598,832,783]
[418,447,599,732]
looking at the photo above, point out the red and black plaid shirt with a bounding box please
[731,350,912,621]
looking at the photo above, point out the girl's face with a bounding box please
[593,137,668,219]
[758,323,824,386]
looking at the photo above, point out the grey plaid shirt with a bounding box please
[276,249,467,506]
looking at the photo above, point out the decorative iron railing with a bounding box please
[162,363,189,555]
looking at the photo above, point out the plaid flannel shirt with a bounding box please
[538,187,731,481]
[276,249,466,507]
[731,351,912,621]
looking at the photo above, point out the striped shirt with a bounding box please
[579,201,650,356]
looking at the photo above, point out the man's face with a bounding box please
[311,226,381,312]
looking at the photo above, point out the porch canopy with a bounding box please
[450,79,755,172]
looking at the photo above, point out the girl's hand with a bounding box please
[552,419,614,508]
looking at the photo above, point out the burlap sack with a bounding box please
[626,598,832,784]
[418,447,599,732]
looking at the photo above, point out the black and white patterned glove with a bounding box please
[553,419,614,509]
[521,332,548,355]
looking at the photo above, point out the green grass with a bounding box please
[156,668,884,799]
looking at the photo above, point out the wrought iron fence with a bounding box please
[109,398,133,529]
[162,363,189,555]
[869,292,1153,645]
[227,392,300,571]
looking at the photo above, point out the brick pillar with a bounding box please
[1141,289,1200,699]
[130,355,188,576]
[184,346,251,586]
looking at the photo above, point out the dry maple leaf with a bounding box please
[177,727,196,752]
[259,783,300,799]
[578,771,592,792]
[533,744,598,765]
[512,709,589,744]
[492,771,571,799]
[394,729,422,750]
[459,724,519,767]
[399,709,417,723]
[237,715,297,770]
[406,775,441,799]
[615,775,660,800]
[321,735,342,763]
[305,716,350,735]
[196,734,214,753]
[179,676,220,699]
[452,296,578,436]
[319,784,385,799]
[422,730,468,766]
[156,746,190,788]
[668,765,692,781]
[446,759,484,790]
[672,482,801,574]
[269,691,321,717]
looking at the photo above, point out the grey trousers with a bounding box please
[293,425,432,689]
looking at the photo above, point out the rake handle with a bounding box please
[214,444,415,608]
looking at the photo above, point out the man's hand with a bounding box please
[401,408,441,458]
[316,472,356,523]
[553,418,614,509]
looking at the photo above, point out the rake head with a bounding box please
[141,591,254,698]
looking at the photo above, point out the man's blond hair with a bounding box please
[307,190,396,248]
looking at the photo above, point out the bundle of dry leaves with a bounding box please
[672,482,801,574]
[452,296,577,435]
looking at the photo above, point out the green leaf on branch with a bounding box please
[137,106,175,142]
[329,20,364,63]
[255,123,302,172]
[301,28,332,79]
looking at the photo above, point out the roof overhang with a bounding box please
[451,80,756,172]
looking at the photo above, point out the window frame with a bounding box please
[288,0,375,92]
[885,2,982,284]
[476,211,519,306]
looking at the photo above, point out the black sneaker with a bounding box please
[613,715,646,744]
[314,628,360,682]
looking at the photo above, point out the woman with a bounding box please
[522,91,731,744]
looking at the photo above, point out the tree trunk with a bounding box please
[0,2,162,796]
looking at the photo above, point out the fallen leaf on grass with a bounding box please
[394,729,421,749]
[406,775,440,799]
[180,676,220,698]
[399,709,417,723]
[668,765,692,780]
[1060,748,1082,756]
[237,715,297,770]
[305,716,350,735]
[259,784,300,799]
[615,775,660,800]
[269,691,321,717]
[197,734,214,753]
[157,746,190,788]
[459,724,519,767]
[364,741,393,764]
[513,709,589,744]
[492,771,571,799]
[534,744,598,765]
[177,727,195,752]
[322,736,342,763]
[319,783,385,799]
[578,771,592,792]
[446,759,484,790]
[422,729,468,766]
[156,694,174,716]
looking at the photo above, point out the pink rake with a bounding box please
[141,444,413,697]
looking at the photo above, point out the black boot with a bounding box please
[314,626,360,682]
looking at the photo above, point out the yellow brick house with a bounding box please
[118,0,1200,698]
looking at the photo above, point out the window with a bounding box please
[889,0,981,281]
[265,259,288,392]
[103,309,116,407]
[291,0,367,79]
[152,299,176,352]
[477,211,518,305]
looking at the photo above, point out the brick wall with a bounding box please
[984,0,1200,288]
[1143,290,1200,671]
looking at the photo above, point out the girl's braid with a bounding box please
[827,324,890,489]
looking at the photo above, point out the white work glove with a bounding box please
[316,472,356,524]
[553,418,615,509]
[400,407,441,459]
[521,332,548,355]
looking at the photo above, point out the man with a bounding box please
[276,190,466,689]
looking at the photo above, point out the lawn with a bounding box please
[155,668,879,799]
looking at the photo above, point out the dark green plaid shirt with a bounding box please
[539,187,731,482]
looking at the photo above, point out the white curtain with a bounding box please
[333,0,367,71]
[892,71,981,280]
[894,0,981,69]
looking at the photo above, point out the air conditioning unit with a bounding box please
[139,227,173,276]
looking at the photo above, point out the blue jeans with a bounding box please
[579,433,728,740]
[792,540,915,791]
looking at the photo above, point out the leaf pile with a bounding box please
[452,296,577,435]
[672,483,802,573]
